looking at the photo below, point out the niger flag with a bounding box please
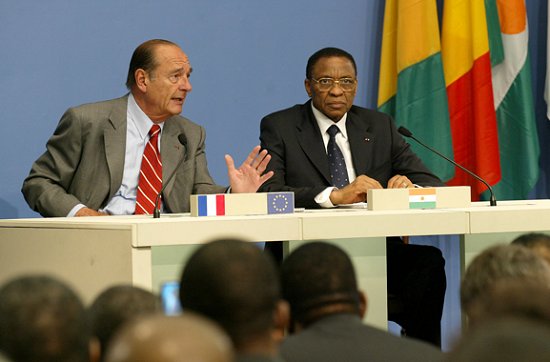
[490,0,540,200]
[442,0,501,200]
[378,0,454,182]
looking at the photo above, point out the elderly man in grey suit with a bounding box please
[22,39,273,217]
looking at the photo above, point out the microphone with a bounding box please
[153,133,188,218]
[397,126,497,206]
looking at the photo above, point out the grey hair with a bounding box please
[461,244,550,313]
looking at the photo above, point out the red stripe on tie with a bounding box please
[135,125,162,214]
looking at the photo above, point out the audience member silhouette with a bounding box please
[279,241,443,362]
[88,285,161,361]
[460,244,550,322]
[464,280,550,328]
[0,275,90,362]
[511,232,550,264]
[447,317,550,362]
[179,239,288,362]
[104,314,234,362]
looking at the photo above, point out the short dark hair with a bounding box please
[125,39,179,90]
[179,239,280,350]
[306,47,357,80]
[0,275,89,362]
[88,285,161,360]
[281,242,360,326]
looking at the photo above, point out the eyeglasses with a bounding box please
[310,77,357,91]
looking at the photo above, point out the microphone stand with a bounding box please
[398,126,497,206]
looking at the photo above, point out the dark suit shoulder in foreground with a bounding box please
[280,314,444,362]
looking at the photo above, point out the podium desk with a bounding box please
[462,199,550,269]
[0,207,470,330]
[3,201,548,330]
[0,213,301,302]
[295,207,470,329]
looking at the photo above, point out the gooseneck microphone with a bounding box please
[153,133,188,218]
[397,126,497,206]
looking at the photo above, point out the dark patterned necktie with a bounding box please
[327,125,349,188]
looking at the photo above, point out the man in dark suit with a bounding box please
[259,47,446,346]
[22,39,273,217]
[279,241,444,362]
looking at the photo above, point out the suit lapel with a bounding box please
[347,111,374,176]
[297,103,332,184]
[104,97,128,201]
[160,118,184,198]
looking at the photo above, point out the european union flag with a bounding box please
[267,192,294,214]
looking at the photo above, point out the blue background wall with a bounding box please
[1,0,549,350]
[0,0,385,218]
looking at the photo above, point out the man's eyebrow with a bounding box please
[169,66,192,74]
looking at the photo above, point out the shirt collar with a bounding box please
[127,93,164,140]
[311,103,348,140]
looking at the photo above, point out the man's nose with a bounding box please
[329,82,344,95]
[179,77,192,92]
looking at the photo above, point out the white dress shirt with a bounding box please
[68,94,163,216]
[310,104,357,208]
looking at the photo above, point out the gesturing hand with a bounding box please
[226,145,274,193]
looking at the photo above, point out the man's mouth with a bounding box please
[327,102,346,109]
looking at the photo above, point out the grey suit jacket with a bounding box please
[22,95,226,217]
[280,314,444,362]
[259,101,443,208]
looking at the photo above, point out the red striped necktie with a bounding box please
[135,125,162,214]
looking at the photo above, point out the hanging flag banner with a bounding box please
[377,0,454,182]
[441,0,502,200]
[489,0,540,200]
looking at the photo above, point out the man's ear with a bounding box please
[358,290,367,318]
[135,69,148,92]
[304,78,312,98]
[272,300,290,343]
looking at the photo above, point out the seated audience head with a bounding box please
[0,275,89,362]
[104,313,233,362]
[280,241,365,331]
[511,232,550,264]
[179,239,288,356]
[465,279,550,328]
[88,285,161,360]
[461,244,550,322]
[447,316,550,362]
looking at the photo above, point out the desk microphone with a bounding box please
[153,133,188,218]
[397,126,497,206]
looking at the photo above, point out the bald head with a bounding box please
[104,314,233,362]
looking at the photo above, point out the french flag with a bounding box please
[197,194,226,216]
